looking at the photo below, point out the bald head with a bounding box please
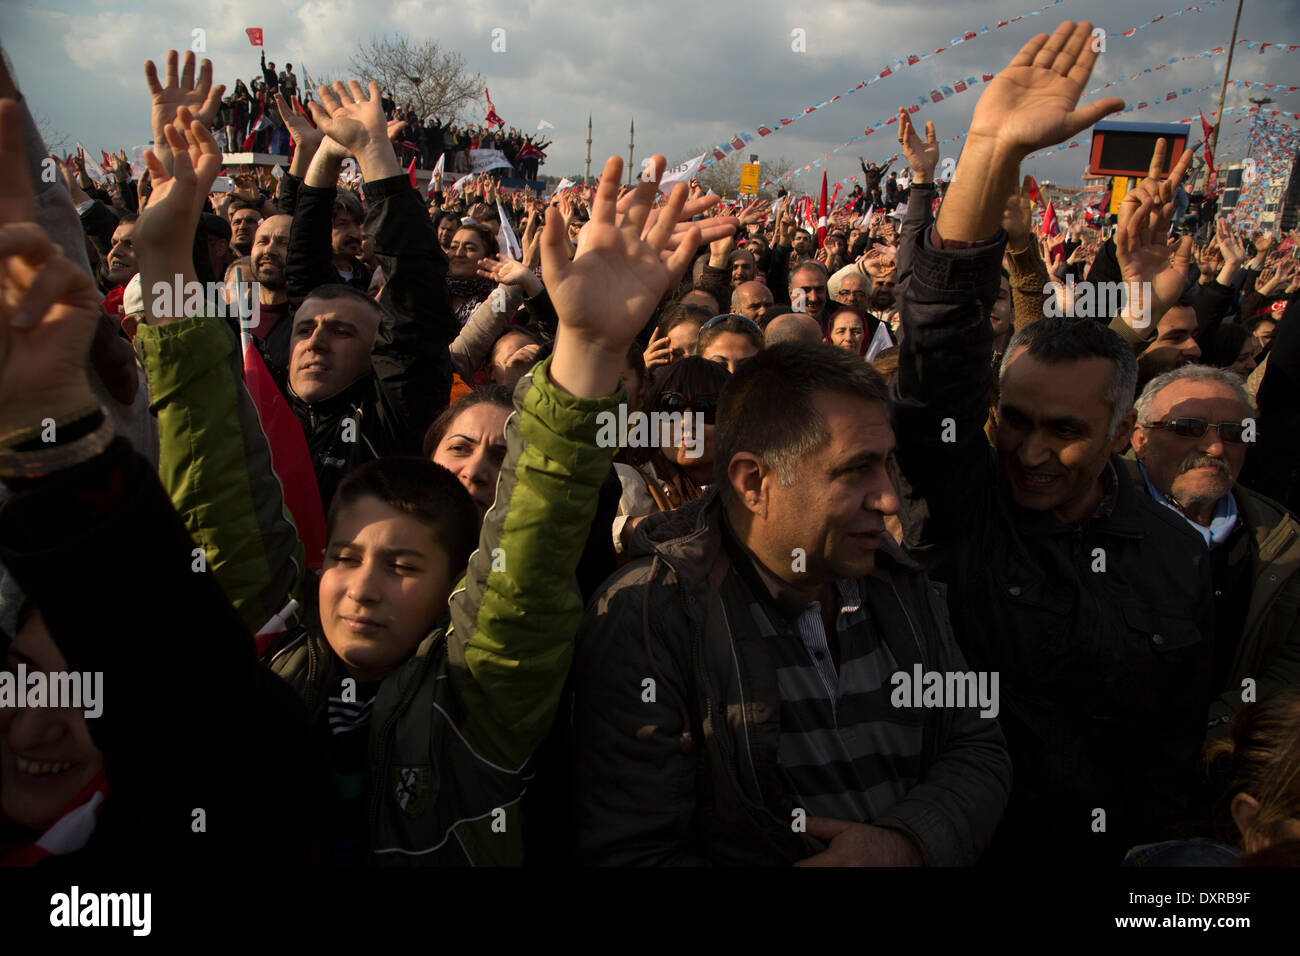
[731,281,774,323]
[764,312,824,347]
[251,214,292,292]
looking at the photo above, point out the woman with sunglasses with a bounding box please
[611,357,730,555]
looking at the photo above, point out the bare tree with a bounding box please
[348,33,482,123]
[694,149,794,201]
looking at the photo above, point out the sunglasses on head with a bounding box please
[700,313,761,334]
[1145,418,1249,444]
[658,391,719,424]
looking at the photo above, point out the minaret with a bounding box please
[584,115,592,185]
[626,119,635,186]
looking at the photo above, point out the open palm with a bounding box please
[144,51,225,138]
[136,109,222,252]
[308,81,387,156]
[969,21,1122,156]
[541,155,701,353]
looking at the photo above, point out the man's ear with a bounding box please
[727,452,768,519]
[1109,407,1136,455]
[1230,792,1261,846]
[1130,423,1149,458]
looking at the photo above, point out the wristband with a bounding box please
[0,412,114,479]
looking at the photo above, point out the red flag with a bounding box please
[407,156,418,189]
[1039,201,1059,237]
[1199,111,1218,180]
[1025,175,1042,208]
[245,27,263,46]
[242,93,266,150]
[241,337,326,573]
[817,172,828,249]
[484,88,504,129]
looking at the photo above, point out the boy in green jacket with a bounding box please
[130,83,724,863]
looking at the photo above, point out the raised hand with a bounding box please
[144,51,225,172]
[135,107,222,323]
[0,101,101,437]
[307,81,399,181]
[968,21,1123,157]
[542,155,703,398]
[1215,218,1247,286]
[1117,137,1192,234]
[643,325,675,374]
[476,255,543,296]
[1115,192,1193,329]
[897,109,939,184]
[276,92,322,153]
[737,198,767,227]
[1002,176,1034,251]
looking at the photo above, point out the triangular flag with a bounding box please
[537,119,554,130]
[497,200,522,260]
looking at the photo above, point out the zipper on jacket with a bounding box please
[367,632,447,861]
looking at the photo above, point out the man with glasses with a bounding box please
[1128,364,1300,739]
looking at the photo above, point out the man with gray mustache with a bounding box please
[1128,364,1300,739]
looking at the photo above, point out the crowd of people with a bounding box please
[2,20,1300,872]
[208,49,549,179]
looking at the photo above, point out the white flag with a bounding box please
[537,119,554,130]
[430,152,445,194]
[858,203,875,229]
[657,153,706,194]
[76,143,107,185]
[864,320,894,363]
[468,148,513,174]
[452,172,474,194]
[552,177,575,196]
[270,164,285,181]
[497,200,522,261]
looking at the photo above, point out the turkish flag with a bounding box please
[817,172,828,249]
[246,27,263,46]
[408,156,418,189]
[241,334,325,574]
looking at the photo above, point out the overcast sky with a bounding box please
[4,0,1298,193]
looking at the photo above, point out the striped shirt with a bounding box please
[725,529,924,822]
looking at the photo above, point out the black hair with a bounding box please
[635,356,731,466]
[714,342,889,488]
[422,385,514,458]
[300,283,382,319]
[326,457,479,574]
[1206,323,1254,369]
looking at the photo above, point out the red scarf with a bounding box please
[0,771,110,866]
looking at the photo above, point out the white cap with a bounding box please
[123,273,145,316]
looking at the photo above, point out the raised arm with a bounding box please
[310,80,458,447]
[892,20,1122,541]
[447,154,706,769]
[131,105,309,633]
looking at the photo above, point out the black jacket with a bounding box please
[285,174,459,509]
[573,489,1012,866]
[0,438,324,866]
[891,225,1218,866]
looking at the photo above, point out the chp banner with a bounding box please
[468,148,513,173]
